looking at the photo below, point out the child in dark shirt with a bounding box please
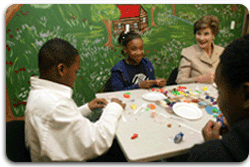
[188,35,249,162]
[109,31,167,91]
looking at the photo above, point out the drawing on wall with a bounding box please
[113,4,148,34]
[6,4,246,119]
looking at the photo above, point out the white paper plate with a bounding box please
[142,92,166,101]
[172,102,203,120]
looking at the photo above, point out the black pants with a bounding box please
[87,138,127,162]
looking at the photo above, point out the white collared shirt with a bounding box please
[25,77,123,161]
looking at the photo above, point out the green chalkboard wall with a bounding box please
[6,4,246,117]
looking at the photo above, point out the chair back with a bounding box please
[167,67,179,85]
[6,120,31,162]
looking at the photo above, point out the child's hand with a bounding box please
[202,120,222,142]
[111,98,126,109]
[156,78,167,87]
[139,80,156,89]
[88,98,108,111]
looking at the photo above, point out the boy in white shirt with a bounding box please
[25,38,126,162]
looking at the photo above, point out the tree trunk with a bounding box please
[6,4,23,25]
[102,19,113,48]
[231,4,237,12]
[172,4,176,16]
[151,6,158,27]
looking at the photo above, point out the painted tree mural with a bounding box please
[231,4,237,12]
[172,4,176,16]
[90,4,120,47]
[143,4,164,27]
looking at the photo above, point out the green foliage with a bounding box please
[90,4,120,22]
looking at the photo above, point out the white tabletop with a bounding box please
[95,83,219,162]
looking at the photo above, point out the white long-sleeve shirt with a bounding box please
[25,77,123,162]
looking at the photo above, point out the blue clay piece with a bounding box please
[205,105,221,115]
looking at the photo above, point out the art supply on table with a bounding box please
[174,132,184,144]
[131,133,138,139]
[134,103,147,114]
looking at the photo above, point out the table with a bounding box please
[95,83,219,162]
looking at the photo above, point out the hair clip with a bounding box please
[122,33,128,40]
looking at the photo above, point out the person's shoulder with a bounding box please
[181,44,200,58]
[111,59,125,72]
[214,44,225,53]
[142,58,153,66]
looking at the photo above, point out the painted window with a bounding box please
[142,17,146,23]
[117,23,122,29]
[133,22,138,29]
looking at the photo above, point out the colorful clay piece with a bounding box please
[183,100,190,103]
[160,88,164,93]
[217,115,226,128]
[131,133,138,139]
[191,99,199,103]
[151,110,156,117]
[203,87,208,91]
[130,104,137,110]
[205,106,221,115]
[172,90,180,96]
[167,124,172,128]
[151,88,155,91]
[149,104,156,109]
[163,91,168,95]
[198,101,207,106]
[170,102,176,107]
[174,132,184,144]
[124,92,131,95]
[164,99,171,105]
[210,97,214,102]
[212,108,218,113]
[123,94,130,98]
[196,90,201,94]
[166,107,173,113]
[212,101,217,105]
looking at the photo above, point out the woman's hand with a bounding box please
[195,72,215,83]
[139,80,156,89]
[156,78,167,87]
[88,98,108,111]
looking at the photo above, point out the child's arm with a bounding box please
[48,99,124,161]
[176,56,197,84]
[78,103,92,116]
[78,98,108,117]
[111,71,140,91]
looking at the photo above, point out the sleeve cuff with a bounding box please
[78,103,92,116]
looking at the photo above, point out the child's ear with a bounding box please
[243,82,249,110]
[57,63,65,77]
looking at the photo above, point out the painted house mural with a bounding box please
[113,4,148,34]
[6,4,248,121]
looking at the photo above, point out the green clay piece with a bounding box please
[196,90,201,94]
[212,108,218,113]
[213,114,218,118]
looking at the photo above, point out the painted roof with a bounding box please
[116,5,141,19]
